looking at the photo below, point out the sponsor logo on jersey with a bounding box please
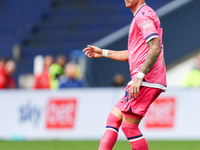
[139,20,154,30]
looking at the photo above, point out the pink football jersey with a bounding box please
[128,4,167,89]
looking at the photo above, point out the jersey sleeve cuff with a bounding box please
[145,33,159,43]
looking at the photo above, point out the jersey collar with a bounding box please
[134,3,146,16]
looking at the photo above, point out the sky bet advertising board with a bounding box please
[0,88,199,140]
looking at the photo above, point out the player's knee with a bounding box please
[106,113,122,127]
[110,107,123,120]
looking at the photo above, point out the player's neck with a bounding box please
[131,2,145,15]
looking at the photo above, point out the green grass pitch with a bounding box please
[0,140,200,150]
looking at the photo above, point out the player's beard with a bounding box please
[124,0,138,9]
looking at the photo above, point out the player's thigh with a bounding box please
[111,106,123,121]
[123,116,141,125]
[110,107,141,124]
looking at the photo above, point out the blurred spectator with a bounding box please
[182,55,200,87]
[59,63,84,88]
[111,74,126,87]
[33,55,54,89]
[0,56,8,72]
[0,60,16,89]
[56,54,67,68]
[49,54,67,89]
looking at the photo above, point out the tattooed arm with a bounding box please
[83,45,128,62]
[140,38,162,74]
[129,38,162,98]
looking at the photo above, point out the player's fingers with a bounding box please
[129,86,133,98]
[134,88,140,98]
[130,92,133,98]
[131,87,136,98]
[134,86,141,98]
[84,51,92,58]
[85,50,93,56]
[88,54,93,58]
[87,44,94,47]
[84,52,89,57]
[85,50,90,55]
[137,88,141,95]
[88,45,99,52]
[83,47,90,52]
[134,88,138,98]
[83,49,88,53]
[87,45,94,50]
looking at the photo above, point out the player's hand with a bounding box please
[83,45,103,58]
[129,77,142,98]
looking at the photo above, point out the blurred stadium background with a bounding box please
[1,0,199,88]
[0,0,200,149]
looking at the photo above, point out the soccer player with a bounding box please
[83,0,167,149]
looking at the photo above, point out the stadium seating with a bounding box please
[0,0,173,86]
[0,0,51,80]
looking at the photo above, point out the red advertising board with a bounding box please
[46,98,77,129]
[145,97,175,128]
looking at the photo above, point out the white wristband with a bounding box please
[102,49,108,57]
[137,72,145,79]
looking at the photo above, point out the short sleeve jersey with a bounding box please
[128,4,167,89]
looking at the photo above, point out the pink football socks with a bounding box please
[98,113,122,150]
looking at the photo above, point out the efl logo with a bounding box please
[145,97,175,128]
[46,98,77,129]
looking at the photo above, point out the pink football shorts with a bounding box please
[115,85,162,119]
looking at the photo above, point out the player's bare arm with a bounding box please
[130,38,161,98]
[83,45,128,62]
